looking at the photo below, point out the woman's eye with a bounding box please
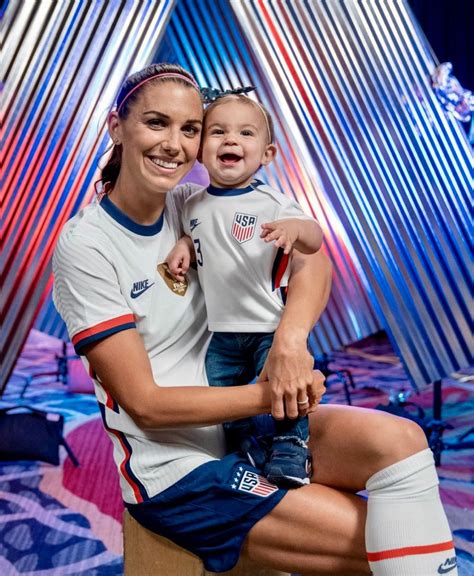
[148,119,165,128]
[183,125,200,136]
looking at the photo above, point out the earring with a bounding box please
[113,138,120,146]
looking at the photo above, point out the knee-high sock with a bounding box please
[365,448,457,576]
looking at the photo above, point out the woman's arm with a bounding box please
[260,250,332,420]
[85,329,272,429]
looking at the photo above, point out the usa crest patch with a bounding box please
[231,213,257,243]
[233,469,278,497]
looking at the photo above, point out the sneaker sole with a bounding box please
[266,473,310,488]
[245,451,257,468]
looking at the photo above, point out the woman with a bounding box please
[53,63,457,576]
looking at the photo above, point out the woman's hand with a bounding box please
[260,249,331,420]
[258,327,326,420]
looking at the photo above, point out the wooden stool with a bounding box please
[123,511,290,576]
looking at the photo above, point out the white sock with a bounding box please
[365,448,457,576]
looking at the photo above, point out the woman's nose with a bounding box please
[161,130,181,154]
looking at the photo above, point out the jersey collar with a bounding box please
[207,179,263,197]
[99,194,164,236]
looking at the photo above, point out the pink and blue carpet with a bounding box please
[0,330,472,575]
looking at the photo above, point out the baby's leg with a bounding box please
[205,332,256,451]
[252,333,312,486]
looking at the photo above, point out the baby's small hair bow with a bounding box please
[201,85,255,104]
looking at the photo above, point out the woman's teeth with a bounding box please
[150,158,179,169]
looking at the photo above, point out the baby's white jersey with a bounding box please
[53,184,225,504]
[183,180,313,332]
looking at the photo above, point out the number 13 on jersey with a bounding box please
[193,238,203,266]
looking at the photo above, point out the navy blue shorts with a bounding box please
[125,451,288,573]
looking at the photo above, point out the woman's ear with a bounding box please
[107,111,121,144]
[261,143,277,166]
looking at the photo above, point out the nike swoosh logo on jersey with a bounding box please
[190,218,201,232]
[130,282,155,299]
[438,557,457,573]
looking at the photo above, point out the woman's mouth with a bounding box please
[148,156,181,170]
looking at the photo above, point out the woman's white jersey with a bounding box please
[53,184,225,504]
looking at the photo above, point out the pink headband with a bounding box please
[117,72,200,114]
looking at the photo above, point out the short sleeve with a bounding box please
[182,199,191,236]
[53,233,135,354]
[167,183,203,237]
[277,196,315,221]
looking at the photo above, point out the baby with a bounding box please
[167,92,323,487]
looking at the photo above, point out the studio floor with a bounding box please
[0,330,472,575]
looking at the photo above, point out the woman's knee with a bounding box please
[368,411,428,468]
[308,405,429,489]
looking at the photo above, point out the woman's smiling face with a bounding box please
[110,81,203,196]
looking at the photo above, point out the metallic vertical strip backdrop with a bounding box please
[230,0,471,389]
[1,0,175,391]
[3,0,470,393]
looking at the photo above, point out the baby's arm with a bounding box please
[166,235,195,282]
[260,219,323,255]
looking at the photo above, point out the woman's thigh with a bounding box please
[243,482,369,576]
[308,404,428,491]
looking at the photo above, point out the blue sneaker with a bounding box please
[264,436,312,488]
[240,435,269,471]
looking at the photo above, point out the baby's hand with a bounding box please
[166,240,192,282]
[260,220,300,254]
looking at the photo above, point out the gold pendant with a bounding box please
[156,262,188,296]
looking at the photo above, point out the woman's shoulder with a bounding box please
[55,200,108,257]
